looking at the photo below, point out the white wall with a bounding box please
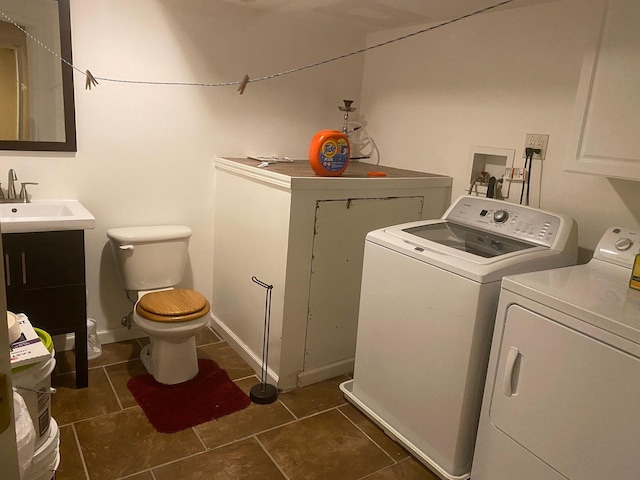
[359,0,640,259]
[0,0,366,342]
[4,0,640,344]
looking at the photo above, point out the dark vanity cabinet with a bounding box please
[3,230,88,388]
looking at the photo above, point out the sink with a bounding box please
[0,200,95,233]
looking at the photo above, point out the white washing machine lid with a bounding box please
[366,226,575,284]
[365,196,578,283]
[391,220,541,259]
[502,260,640,345]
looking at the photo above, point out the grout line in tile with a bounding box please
[206,413,302,452]
[283,401,350,422]
[337,405,399,464]
[213,403,351,448]
[233,373,260,383]
[103,365,125,411]
[71,423,91,480]
[118,468,156,480]
[131,447,210,474]
[276,399,299,420]
[89,358,138,370]
[254,435,291,480]
[360,457,435,480]
[357,461,398,480]
[191,425,209,451]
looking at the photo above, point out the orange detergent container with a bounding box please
[308,130,350,176]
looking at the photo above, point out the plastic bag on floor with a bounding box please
[14,389,35,479]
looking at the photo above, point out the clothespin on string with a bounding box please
[85,70,99,90]
[237,74,250,95]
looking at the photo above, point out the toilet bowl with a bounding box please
[134,288,210,385]
[107,225,211,385]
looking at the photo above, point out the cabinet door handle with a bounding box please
[502,346,520,397]
[21,252,26,285]
[4,254,9,287]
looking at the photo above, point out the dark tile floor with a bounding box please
[51,327,438,480]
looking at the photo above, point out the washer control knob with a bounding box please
[493,210,509,223]
[615,238,634,251]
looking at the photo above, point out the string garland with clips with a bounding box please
[0,0,514,94]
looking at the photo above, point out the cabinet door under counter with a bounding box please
[211,157,452,390]
[3,230,89,388]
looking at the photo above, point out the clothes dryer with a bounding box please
[340,195,578,480]
[471,227,640,480]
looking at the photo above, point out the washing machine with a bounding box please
[340,195,578,480]
[471,226,640,480]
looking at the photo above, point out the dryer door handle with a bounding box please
[503,346,520,397]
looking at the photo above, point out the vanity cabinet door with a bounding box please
[10,285,87,332]
[2,230,88,388]
[3,230,85,289]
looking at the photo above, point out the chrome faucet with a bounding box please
[3,170,38,203]
[7,169,17,199]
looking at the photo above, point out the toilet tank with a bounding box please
[107,225,192,291]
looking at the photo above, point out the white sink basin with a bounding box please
[0,200,95,233]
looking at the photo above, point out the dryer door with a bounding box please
[489,304,640,479]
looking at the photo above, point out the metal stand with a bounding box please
[250,276,278,404]
[339,99,356,134]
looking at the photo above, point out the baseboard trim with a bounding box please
[297,357,354,387]
[209,312,278,386]
[52,325,146,352]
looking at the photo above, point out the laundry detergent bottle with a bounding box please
[308,130,350,176]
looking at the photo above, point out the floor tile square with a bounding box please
[196,326,221,345]
[54,340,143,376]
[56,425,86,480]
[74,407,204,480]
[52,368,121,425]
[339,403,410,461]
[364,458,440,480]
[258,409,393,480]
[195,377,295,449]
[278,375,350,418]
[87,339,142,368]
[104,359,149,408]
[196,342,255,380]
[153,438,285,480]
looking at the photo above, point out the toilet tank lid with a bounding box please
[107,225,192,243]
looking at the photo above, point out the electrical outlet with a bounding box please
[523,134,549,160]
[512,168,526,182]
[504,167,514,180]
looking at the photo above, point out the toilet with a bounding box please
[107,225,210,385]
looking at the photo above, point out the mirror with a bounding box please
[0,0,76,152]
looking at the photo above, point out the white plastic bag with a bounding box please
[13,389,35,479]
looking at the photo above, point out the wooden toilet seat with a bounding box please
[136,288,210,322]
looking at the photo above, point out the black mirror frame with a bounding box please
[0,0,76,152]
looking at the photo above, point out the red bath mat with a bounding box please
[127,359,251,433]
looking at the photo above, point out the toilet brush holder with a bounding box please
[250,276,278,404]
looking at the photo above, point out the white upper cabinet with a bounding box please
[566,0,640,180]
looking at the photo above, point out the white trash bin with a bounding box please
[87,318,102,360]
